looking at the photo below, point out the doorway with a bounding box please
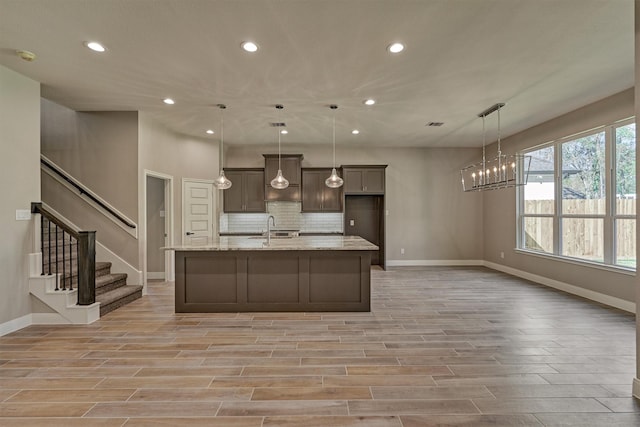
[144,171,174,283]
[344,195,385,268]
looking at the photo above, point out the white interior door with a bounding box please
[183,180,214,245]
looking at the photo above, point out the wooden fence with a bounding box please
[524,200,635,265]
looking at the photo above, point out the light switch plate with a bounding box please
[160,210,165,217]
[349,219,355,226]
[16,209,31,220]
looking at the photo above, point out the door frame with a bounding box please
[181,178,216,245]
[143,169,174,283]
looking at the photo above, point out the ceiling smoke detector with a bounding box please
[16,50,36,61]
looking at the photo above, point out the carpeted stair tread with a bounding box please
[97,285,143,316]
[95,273,128,295]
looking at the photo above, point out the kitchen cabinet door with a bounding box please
[244,170,266,212]
[342,166,386,194]
[264,154,303,201]
[302,169,343,212]
[223,169,265,213]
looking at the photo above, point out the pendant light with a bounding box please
[325,104,344,188]
[270,104,289,190]
[213,104,232,190]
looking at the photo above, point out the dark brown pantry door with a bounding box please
[344,195,381,265]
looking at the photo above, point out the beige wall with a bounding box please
[482,89,636,303]
[0,65,40,326]
[40,100,140,267]
[138,113,219,277]
[41,99,138,219]
[226,144,484,262]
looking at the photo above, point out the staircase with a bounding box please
[37,208,143,318]
[95,261,142,316]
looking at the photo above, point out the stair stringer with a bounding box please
[28,253,100,324]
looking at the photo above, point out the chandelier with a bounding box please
[461,103,530,192]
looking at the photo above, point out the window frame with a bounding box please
[516,117,636,272]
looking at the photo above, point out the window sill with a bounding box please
[514,249,636,276]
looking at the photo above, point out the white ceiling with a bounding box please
[0,0,634,148]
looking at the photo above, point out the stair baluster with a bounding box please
[32,203,95,305]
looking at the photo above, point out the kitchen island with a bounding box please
[168,235,378,313]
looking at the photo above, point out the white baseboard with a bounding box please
[386,259,484,267]
[484,261,636,314]
[147,272,165,280]
[0,314,32,337]
[32,313,71,324]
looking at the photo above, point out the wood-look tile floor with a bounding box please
[1,266,638,426]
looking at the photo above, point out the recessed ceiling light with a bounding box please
[241,41,258,52]
[163,98,175,105]
[352,129,360,135]
[387,42,405,53]
[84,41,106,52]
[280,129,288,135]
[363,99,376,106]
[206,129,214,134]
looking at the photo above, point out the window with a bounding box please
[518,119,636,269]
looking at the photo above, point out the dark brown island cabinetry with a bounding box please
[342,166,386,194]
[263,154,303,202]
[223,168,266,213]
[301,168,343,212]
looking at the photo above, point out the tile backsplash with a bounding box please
[220,202,343,234]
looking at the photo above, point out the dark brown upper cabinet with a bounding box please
[342,165,387,195]
[223,168,266,213]
[301,168,343,212]
[263,154,303,202]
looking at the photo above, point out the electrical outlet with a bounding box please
[401,248,405,255]
[500,251,505,259]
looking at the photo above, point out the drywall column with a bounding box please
[0,66,40,333]
[634,0,640,402]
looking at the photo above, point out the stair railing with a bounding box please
[31,202,96,305]
[40,156,137,237]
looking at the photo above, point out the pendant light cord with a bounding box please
[496,106,501,155]
[219,104,226,171]
[330,104,338,168]
[332,113,336,168]
[276,104,283,170]
[481,115,486,170]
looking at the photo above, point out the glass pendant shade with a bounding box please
[270,169,289,189]
[325,167,343,188]
[214,170,232,190]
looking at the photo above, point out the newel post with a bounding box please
[77,231,96,305]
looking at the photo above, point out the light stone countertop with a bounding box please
[164,235,378,251]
